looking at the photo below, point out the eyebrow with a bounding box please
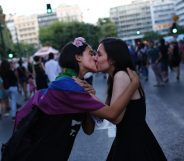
[89,50,96,55]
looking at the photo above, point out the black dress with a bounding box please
[34,63,48,90]
[1,108,85,161]
[106,87,167,161]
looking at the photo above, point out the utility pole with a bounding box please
[0,6,6,59]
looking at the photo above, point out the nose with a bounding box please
[93,55,97,61]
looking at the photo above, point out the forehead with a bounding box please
[85,45,93,52]
[97,44,106,53]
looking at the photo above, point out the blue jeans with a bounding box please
[7,86,18,117]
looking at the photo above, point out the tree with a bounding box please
[97,18,117,40]
[12,43,36,58]
[39,21,101,50]
[143,31,161,41]
[0,6,13,58]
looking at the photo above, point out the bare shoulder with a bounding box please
[114,71,130,83]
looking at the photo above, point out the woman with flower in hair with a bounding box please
[1,37,139,161]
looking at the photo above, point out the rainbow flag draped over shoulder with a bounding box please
[15,69,105,126]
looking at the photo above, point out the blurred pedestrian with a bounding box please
[16,58,28,100]
[0,76,6,118]
[0,60,19,120]
[45,52,61,83]
[84,72,93,85]
[33,56,48,90]
[147,41,164,86]
[168,41,181,80]
[158,38,169,83]
[28,74,36,97]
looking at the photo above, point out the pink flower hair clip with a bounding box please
[72,37,86,47]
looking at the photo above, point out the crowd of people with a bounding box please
[0,37,171,161]
[0,53,61,120]
[129,38,184,86]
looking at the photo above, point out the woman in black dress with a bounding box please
[168,41,181,80]
[95,38,167,161]
[33,56,48,90]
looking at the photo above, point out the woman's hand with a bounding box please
[126,68,139,88]
[73,77,96,95]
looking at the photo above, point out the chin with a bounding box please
[89,67,97,73]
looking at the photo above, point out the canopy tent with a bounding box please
[34,46,59,57]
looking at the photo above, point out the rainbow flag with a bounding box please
[15,71,104,127]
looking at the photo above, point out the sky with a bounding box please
[0,0,132,24]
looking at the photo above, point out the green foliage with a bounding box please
[3,27,13,49]
[97,18,117,40]
[0,25,14,59]
[143,31,161,41]
[12,43,36,58]
[39,21,101,50]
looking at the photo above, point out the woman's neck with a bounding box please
[78,70,85,79]
[108,66,115,77]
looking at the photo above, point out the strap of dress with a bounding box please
[138,84,145,98]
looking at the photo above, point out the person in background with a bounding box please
[158,38,169,83]
[0,60,19,121]
[168,41,181,80]
[27,57,33,76]
[0,75,6,118]
[16,58,28,100]
[84,72,94,85]
[45,52,61,83]
[27,74,36,97]
[147,41,165,87]
[33,56,48,90]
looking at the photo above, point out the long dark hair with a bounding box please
[59,38,88,74]
[0,59,11,76]
[100,38,135,105]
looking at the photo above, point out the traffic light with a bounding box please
[7,49,15,59]
[46,4,52,14]
[171,22,178,34]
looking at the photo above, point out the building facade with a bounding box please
[13,15,39,46]
[37,13,58,28]
[150,0,175,35]
[6,14,18,44]
[56,4,83,22]
[110,0,152,42]
[110,0,177,42]
[175,0,184,26]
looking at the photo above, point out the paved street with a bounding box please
[0,64,184,161]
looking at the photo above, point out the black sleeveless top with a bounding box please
[106,86,167,161]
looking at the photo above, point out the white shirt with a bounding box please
[84,72,93,79]
[45,59,61,82]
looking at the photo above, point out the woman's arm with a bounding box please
[82,113,95,135]
[91,68,139,122]
[110,71,131,124]
[73,78,96,95]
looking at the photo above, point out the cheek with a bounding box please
[83,57,97,71]
[96,58,110,71]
